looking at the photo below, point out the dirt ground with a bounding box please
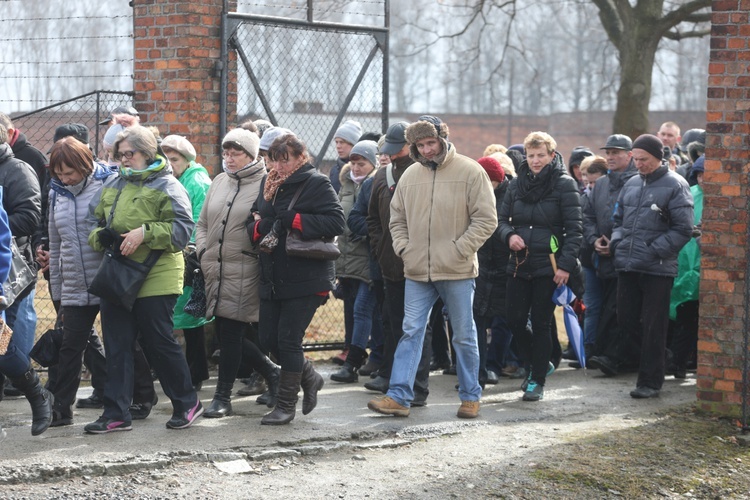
[2,363,749,500]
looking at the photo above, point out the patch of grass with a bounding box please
[532,405,750,498]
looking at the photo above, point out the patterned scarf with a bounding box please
[263,162,305,201]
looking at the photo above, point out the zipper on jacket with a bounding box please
[214,177,242,308]
[625,177,648,272]
[427,169,436,280]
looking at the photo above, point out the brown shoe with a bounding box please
[457,400,480,419]
[367,396,409,417]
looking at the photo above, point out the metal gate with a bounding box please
[222,4,389,350]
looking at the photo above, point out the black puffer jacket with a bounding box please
[582,161,638,279]
[473,179,510,317]
[611,164,693,277]
[0,143,42,267]
[250,164,345,300]
[498,152,582,279]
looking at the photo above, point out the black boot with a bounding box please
[204,381,233,418]
[237,372,267,397]
[261,370,301,425]
[330,345,367,383]
[255,356,280,408]
[10,368,53,436]
[300,359,324,415]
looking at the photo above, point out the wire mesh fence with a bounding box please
[226,7,387,349]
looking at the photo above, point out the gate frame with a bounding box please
[220,3,390,167]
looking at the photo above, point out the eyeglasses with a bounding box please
[114,150,138,161]
[222,150,246,159]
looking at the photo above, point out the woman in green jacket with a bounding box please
[161,135,212,391]
[85,125,203,434]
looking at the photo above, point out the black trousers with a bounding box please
[100,295,196,421]
[50,305,106,418]
[593,277,639,366]
[669,300,699,370]
[183,326,209,385]
[259,295,324,373]
[382,279,431,397]
[617,272,674,390]
[215,317,267,385]
[505,276,557,386]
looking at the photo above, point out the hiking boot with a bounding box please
[588,355,619,377]
[630,386,660,399]
[561,347,577,361]
[166,400,204,429]
[457,400,480,419]
[237,372,267,397]
[330,362,358,383]
[367,396,409,417]
[359,358,380,377]
[129,394,158,420]
[50,410,74,427]
[411,391,428,407]
[84,417,132,434]
[364,376,389,393]
[76,392,105,409]
[522,380,544,401]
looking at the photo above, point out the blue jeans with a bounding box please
[0,309,30,377]
[351,281,380,351]
[582,266,603,347]
[387,278,481,407]
[5,289,37,357]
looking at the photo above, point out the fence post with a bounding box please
[132,0,237,175]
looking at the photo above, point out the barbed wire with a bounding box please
[2,75,132,79]
[0,15,132,22]
[2,59,132,65]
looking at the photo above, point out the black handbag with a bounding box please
[284,178,340,261]
[2,237,36,309]
[183,270,207,318]
[87,187,164,311]
[29,326,64,367]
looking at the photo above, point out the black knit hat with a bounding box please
[632,134,664,161]
[568,146,593,167]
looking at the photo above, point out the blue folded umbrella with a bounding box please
[552,285,586,370]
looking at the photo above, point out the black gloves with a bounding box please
[97,227,122,250]
[255,218,275,236]
[277,210,297,230]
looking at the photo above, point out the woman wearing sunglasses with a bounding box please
[85,125,202,434]
[498,132,582,403]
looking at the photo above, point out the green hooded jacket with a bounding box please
[87,156,194,299]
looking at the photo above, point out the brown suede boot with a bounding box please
[260,371,301,425]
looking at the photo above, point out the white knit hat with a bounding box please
[161,135,197,162]
[222,128,260,159]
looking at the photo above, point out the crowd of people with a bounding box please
[0,109,703,438]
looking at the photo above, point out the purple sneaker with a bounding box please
[166,400,204,429]
[84,417,132,434]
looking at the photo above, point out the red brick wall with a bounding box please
[698,1,749,417]
[132,0,236,175]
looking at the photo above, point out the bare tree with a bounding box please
[591,0,711,137]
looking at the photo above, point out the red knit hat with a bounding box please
[477,156,505,183]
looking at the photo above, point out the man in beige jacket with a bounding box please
[367,116,497,419]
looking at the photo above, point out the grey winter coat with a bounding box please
[582,161,638,279]
[49,164,115,306]
[611,164,693,277]
[196,160,266,323]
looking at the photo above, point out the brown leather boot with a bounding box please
[260,371,301,425]
[300,359,324,415]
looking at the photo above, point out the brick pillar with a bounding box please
[132,0,237,175]
[698,2,750,418]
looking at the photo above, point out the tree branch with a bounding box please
[590,0,625,50]
[658,0,711,32]
[663,28,711,41]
